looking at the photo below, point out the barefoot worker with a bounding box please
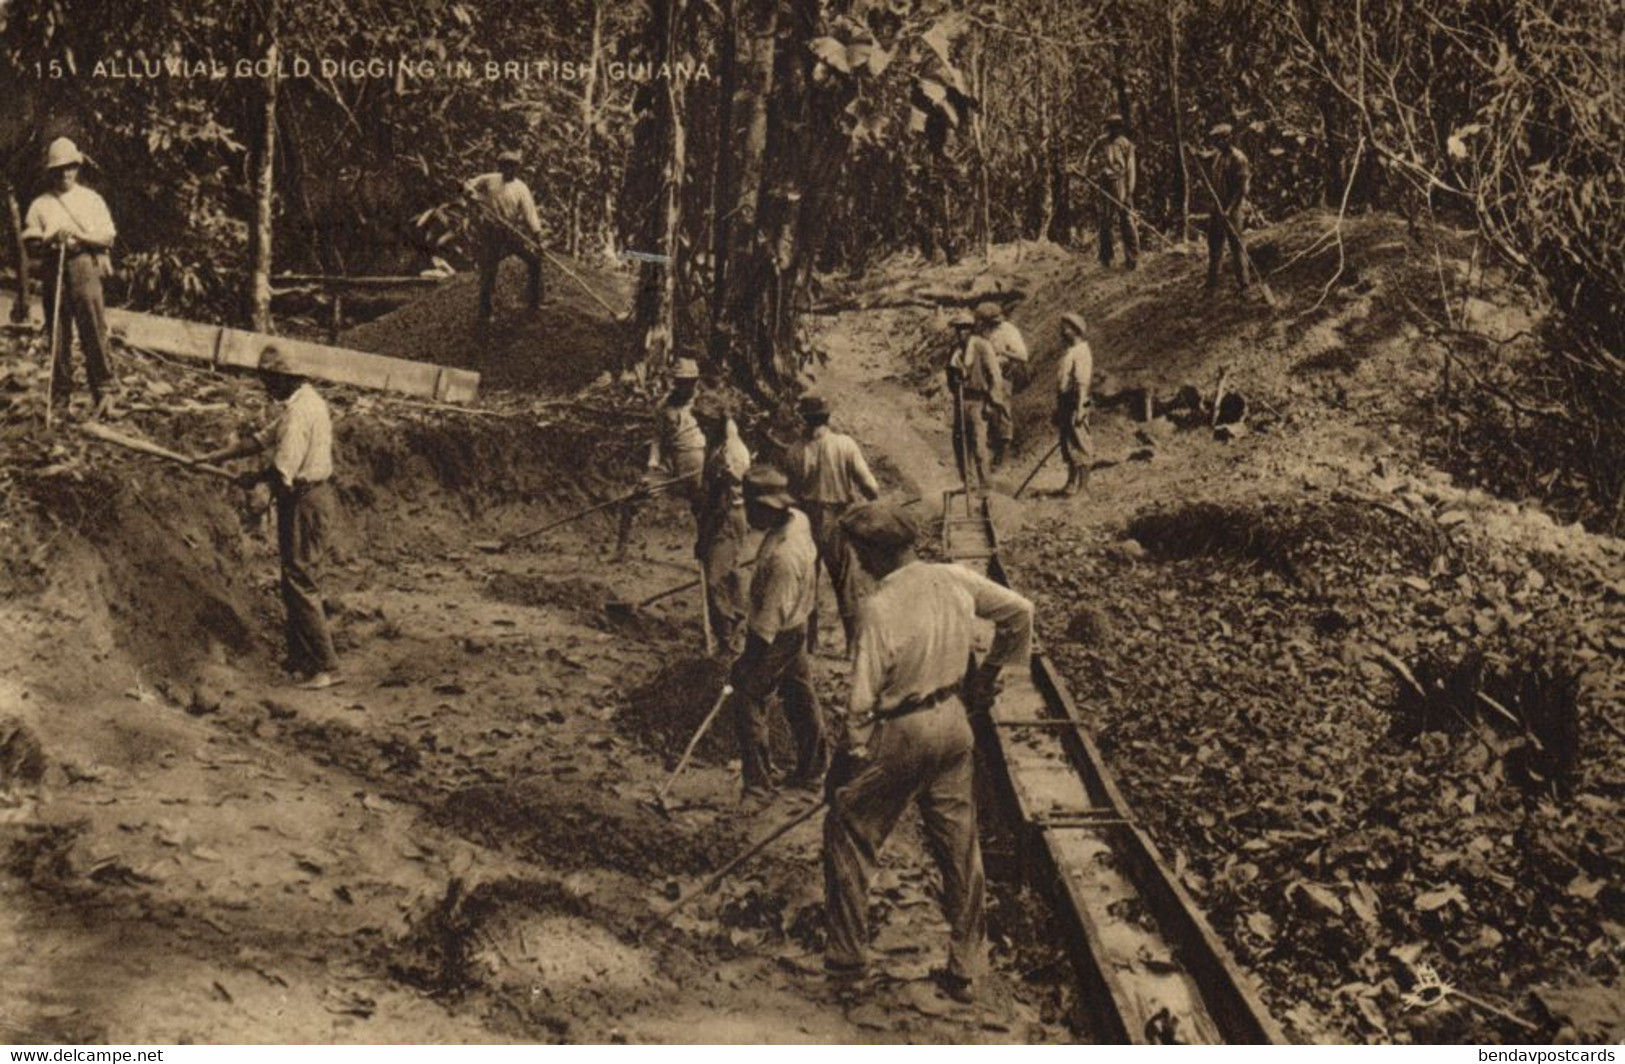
[1054,312,1094,497]
[822,501,1033,1003]
[198,347,342,690]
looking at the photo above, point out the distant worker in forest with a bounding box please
[1098,113,1139,271]
[692,394,752,650]
[821,501,1034,1004]
[197,347,342,690]
[726,465,827,802]
[1053,312,1094,497]
[1204,123,1252,292]
[783,394,880,654]
[22,137,118,420]
[464,148,547,322]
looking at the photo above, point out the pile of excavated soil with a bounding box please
[341,257,635,396]
[620,656,734,764]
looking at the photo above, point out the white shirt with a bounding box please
[24,186,117,247]
[785,425,879,505]
[989,320,1029,365]
[1056,340,1093,397]
[747,509,818,642]
[466,173,542,234]
[253,384,334,489]
[846,562,1033,740]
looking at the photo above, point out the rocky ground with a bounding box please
[1,212,1620,1045]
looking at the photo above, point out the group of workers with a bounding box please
[643,359,1036,1003]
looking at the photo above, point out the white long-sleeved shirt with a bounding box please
[785,425,879,505]
[1056,340,1093,398]
[24,186,117,248]
[989,320,1029,365]
[466,173,542,234]
[252,384,333,489]
[845,562,1033,741]
[746,509,818,642]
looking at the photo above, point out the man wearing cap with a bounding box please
[783,394,879,652]
[1054,312,1094,496]
[951,307,1010,480]
[197,347,341,690]
[1098,114,1139,271]
[726,465,827,800]
[822,501,1033,1002]
[1204,124,1251,291]
[645,357,706,510]
[22,137,118,419]
[465,149,546,321]
[693,394,752,647]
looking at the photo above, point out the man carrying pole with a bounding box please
[464,148,547,322]
[22,137,118,421]
[1098,113,1139,271]
[783,394,879,654]
[1203,123,1252,293]
[197,347,342,690]
[725,466,827,803]
[821,502,1034,1003]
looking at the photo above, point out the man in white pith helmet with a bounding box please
[22,137,118,420]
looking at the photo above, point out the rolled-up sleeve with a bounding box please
[955,567,1033,669]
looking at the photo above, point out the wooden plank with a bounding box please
[0,291,479,404]
[272,274,445,290]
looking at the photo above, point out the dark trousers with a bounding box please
[1206,211,1250,288]
[699,506,748,645]
[824,698,986,980]
[476,233,544,319]
[802,501,866,649]
[276,481,339,675]
[1055,392,1091,475]
[1098,201,1139,267]
[729,626,826,793]
[44,252,113,401]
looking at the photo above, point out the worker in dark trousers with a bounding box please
[726,466,827,802]
[465,148,546,321]
[1204,123,1252,292]
[22,137,118,420]
[1053,312,1094,496]
[1098,113,1139,270]
[199,347,342,690]
[822,502,1033,1003]
[783,394,879,653]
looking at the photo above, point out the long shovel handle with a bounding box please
[501,472,696,550]
[653,683,733,806]
[44,243,65,430]
[641,551,759,608]
[1014,440,1063,500]
[661,798,829,919]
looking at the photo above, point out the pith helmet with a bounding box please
[498,149,523,166]
[1060,312,1088,338]
[45,137,83,170]
[1209,122,1234,138]
[672,357,701,380]
[974,301,1004,324]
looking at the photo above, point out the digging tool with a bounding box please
[1186,148,1278,307]
[1066,165,1179,250]
[660,798,828,920]
[462,197,628,321]
[475,471,697,553]
[646,683,734,817]
[697,560,716,656]
[79,423,235,480]
[43,242,65,429]
[1014,441,1063,500]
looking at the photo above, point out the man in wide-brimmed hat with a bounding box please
[783,392,879,652]
[465,147,547,320]
[22,137,118,420]
[1098,113,1139,271]
[723,465,827,802]
[822,501,1033,1003]
[198,347,342,690]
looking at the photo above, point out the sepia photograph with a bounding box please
[0,0,1621,1047]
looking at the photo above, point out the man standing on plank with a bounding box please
[693,393,752,649]
[465,148,546,321]
[822,501,1033,1003]
[22,137,118,420]
[198,347,342,690]
[783,394,879,653]
[726,465,827,802]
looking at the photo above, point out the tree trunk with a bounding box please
[646,0,686,370]
[1166,0,1190,240]
[971,43,993,260]
[5,187,30,323]
[247,0,278,333]
[709,0,738,332]
[573,0,604,258]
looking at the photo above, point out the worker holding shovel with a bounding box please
[1203,123,1252,294]
[197,347,342,691]
[692,393,752,650]
[1054,312,1094,497]
[22,137,119,421]
[464,147,547,322]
